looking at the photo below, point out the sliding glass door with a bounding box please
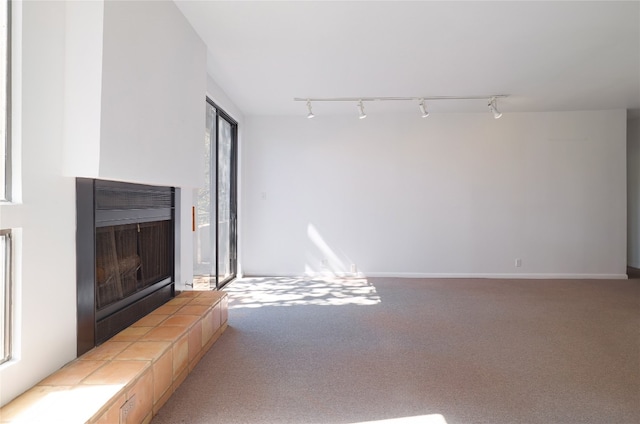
[194,99,237,290]
[217,112,236,285]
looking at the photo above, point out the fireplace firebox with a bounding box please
[76,179,175,356]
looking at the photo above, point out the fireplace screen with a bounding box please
[95,220,171,310]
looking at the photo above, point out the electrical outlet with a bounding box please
[515,258,522,267]
[321,258,328,267]
[120,394,136,421]
[350,264,357,273]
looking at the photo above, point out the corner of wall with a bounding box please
[627,117,640,268]
[61,0,104,178]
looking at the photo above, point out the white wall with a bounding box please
[99,0,205,188]
[628,117,640,268]
[0,0,209,406]
[62,0,103,178]
[242,110,627,278]
[0,0,77,406]
[207,74,244,125]
[98,0,207,291]
[62,0,206,188]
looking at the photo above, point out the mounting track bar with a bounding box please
[293,95,509,102]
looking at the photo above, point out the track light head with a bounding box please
[306,99,315,119]
[358,100,367,119]
[488,97,502,119]
[419,99,429,118]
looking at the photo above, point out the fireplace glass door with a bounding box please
[96,220,171,310]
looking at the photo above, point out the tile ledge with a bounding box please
[0,291,228,424]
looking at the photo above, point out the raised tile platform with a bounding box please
[0,290,228,424]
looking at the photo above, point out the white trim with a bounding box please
[8,0,21,204]
[361,272,628,280]
[243,272,629,280]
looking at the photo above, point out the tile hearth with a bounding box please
[0,290,228,424]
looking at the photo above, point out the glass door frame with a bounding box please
[207,98,238,290]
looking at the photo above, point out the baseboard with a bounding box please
[242,272,628,280]
[242,272,364,279]
[361,272,628,280]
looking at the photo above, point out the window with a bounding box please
[0,0,10,201]
[0,229,11,364]
[0,0,11,367]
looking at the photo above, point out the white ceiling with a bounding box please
[174,1,640,117]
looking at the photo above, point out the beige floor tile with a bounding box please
[114,341,171,362]
[175,291,200,298]
[221,296,229,322]
[140,325,188,342]
[80,341,132,361]
[174,304,209,316]
[38,360,107,386]
[0,386,73,422]
[0,385,120,424]
[90,393,125,424]
[149,304,181,315]
[188,321,202,362]
[161,314,199,328]
[152,350,173,403]
[131,314,169,328]
[201,309,214,346]
[212,303,222,331]
[172,335,189,378]
[153,384,173,416]
[141,411,153,424]
[164,297,191,307]
[172,367,189,392]
[82,361,150,386]
[111,326,153,342]
[189,348,206,373]
[124,370,153,424]
[188,296,219,307]
[195,291,224,300]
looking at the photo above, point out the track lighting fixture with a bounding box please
[294,95,508,119]
[419,99,429,118]
[357,100,367,119]
[306,99,315,119]
[488,97,502,119]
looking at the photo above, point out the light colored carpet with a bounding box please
[152,277,640,424]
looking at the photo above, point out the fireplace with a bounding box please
[76,179,175,356]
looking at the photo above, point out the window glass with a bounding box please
[0,230,11,364]
[0,0,9,201]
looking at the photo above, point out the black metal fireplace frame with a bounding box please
[76,178,175,356]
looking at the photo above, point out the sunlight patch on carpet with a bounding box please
[352,414,448,424]
[225,277,381,308]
